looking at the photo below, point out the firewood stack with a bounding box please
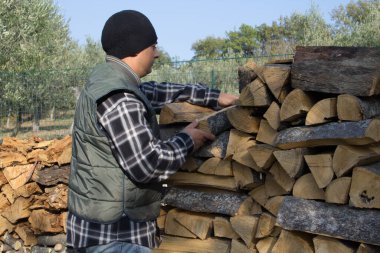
[0,135,71,252]
[155,46,380,253]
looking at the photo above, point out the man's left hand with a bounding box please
[218,92,239,108]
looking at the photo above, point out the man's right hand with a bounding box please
[182,121,215,151]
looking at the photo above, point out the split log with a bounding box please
[197,106,234,135]
[291,46,380,96]
[274,119,380,149]
[264,174,288,197]
[226,106,261,134]
[28,209,64,234]
[0,215,14,235]
[31,164,70,186]
[225,129,254,158]
[349,163,380,209]
[213,217,240,239]
[166,172,237,191]
[325,177,351,204]
[173,210,214,240]
[293,173,325,200]
[197,157,233,176]
[249,185,268,208]
[277,196,380,246]
[255,212,276,239]
[261,64,291,103]
[2,197,32,223]
[237,78,273,107]
[233,161,264,190]
[3,163,36,189]
[264,196,285,216]
[271,230,314,253]
[232,140,262,172]
[263,102,281,130]
[230,215,259,247]
[162,186,247,216]
[231,239,257,253]
[159,102,214,124]
[164,209,197,239]
[15,223,37,246]
[248,144,277,171]
[280,88,315,123]
[256,237,277,253]
[256,120,278,146]
[337,94,380,121]
[333,144,380,177]
[269,161,295,192]
[180,156,204,172]
[155,235,230,253]
[313,235,356,253]
[304,153,334,188]
[305,97,338,126]
[0,151,27,168]
[273,148,307,178]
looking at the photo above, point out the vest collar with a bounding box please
[105,55,141,86]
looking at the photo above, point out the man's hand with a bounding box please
[218,92,239,108]
[182,121,215,151]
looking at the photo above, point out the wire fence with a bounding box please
[0,54,293,141]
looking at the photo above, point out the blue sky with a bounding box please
[55,0,352,60]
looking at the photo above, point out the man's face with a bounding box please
[137,44,160,77]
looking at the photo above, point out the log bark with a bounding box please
[197,106,234,135]
[162,186,247,216]
[277,196,380,246]
[291,46,380,96]
[274,119,380,149]
[195,131,229,159]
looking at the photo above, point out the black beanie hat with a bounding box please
[101,10,157,59]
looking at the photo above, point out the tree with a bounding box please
[191,36,227,59]
[0,0,74,134]
[225,24,259,56]
[331,0,380,46]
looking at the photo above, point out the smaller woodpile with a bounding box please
[0,136,71,252]
[154,46,380,253]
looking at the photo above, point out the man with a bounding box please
[67,10,238,253]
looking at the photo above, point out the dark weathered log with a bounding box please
[163,186,247,216]
[274,119,380,149]
[276,196,380,246]
[31,164,70,186]
[291,46,380,96]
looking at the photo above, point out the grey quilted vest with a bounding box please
[68,60,162,223]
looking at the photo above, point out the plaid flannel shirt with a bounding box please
[66,56,220,249]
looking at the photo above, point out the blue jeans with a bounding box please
[67,241,151,253]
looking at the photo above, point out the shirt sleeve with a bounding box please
[139,81,221,112]
[97,92,194,183]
